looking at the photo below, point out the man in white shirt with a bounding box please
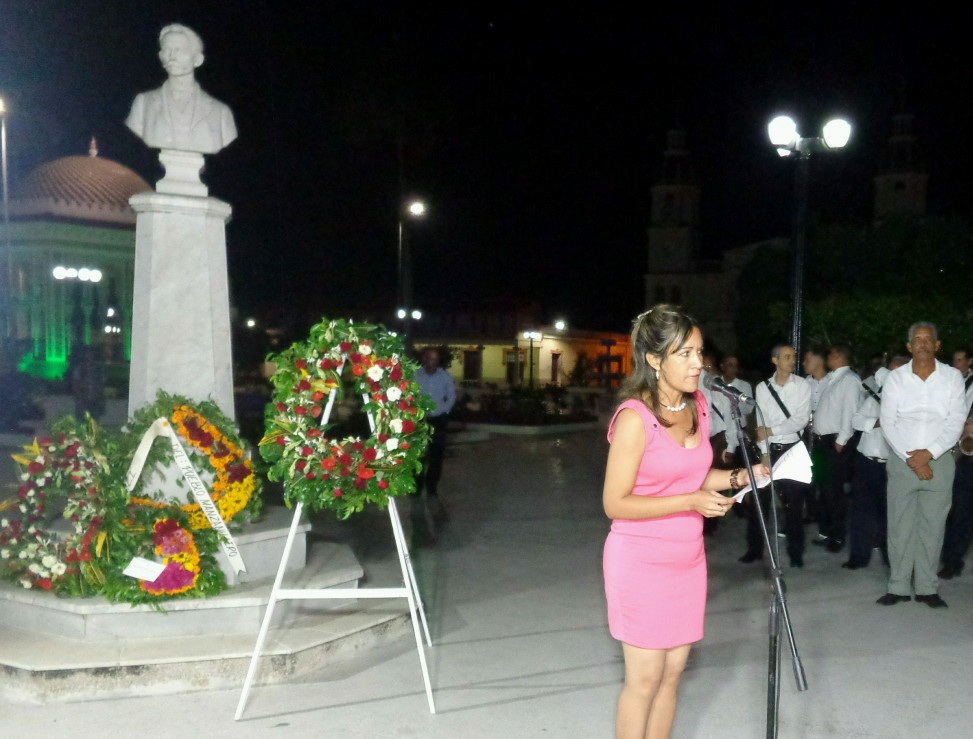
[878,323,966,608]
[742,344,811,567]
[699,349,728,536]
[938,345,973,579]
[802,347,830,526]
[844,357,905,569]
[712,355,753,466]
[811,344,861,553]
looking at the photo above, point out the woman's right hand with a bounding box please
[690,489,733,518]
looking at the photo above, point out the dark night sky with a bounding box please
[1,3,970,333]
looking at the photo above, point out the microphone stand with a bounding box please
[728,399,808,739]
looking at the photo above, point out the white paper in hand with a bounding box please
[731,441,813,502]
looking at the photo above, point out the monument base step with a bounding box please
[0,544,412,703]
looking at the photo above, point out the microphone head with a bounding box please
[703,374,724,391]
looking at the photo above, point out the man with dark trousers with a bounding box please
[745,343,811,567]
[413,346,456,544]
[811,344,861,553]
[938,345,973,579]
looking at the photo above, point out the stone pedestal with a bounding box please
[127,190,235,418]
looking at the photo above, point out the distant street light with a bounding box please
[0,97,11,339]
[768,114,851,364]
[523,330,541,388]
[397,198,426,351]
[554,319,567,331]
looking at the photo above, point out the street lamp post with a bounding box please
[396,199,426,351]
[0,97,11,340]
[523,331,541,388]
[768,115,851,365]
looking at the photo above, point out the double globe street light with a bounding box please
[767,115,851,364]
[396,199,426,350]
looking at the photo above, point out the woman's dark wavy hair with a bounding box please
[619,304,700,431]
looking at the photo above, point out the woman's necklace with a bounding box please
[662,398,687,412]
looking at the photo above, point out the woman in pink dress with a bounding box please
[603,305,767,739]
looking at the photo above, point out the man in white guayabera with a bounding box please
[126,23,237,154]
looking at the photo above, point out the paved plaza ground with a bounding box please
[4,428,973,737]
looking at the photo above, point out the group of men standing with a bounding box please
[705,323,973,609]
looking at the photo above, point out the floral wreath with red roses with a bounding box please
[260,318,433,519]
[0,420,107,592]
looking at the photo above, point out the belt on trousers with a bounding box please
[770,441,798,453]
[865,456,887,463]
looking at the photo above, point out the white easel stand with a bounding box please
[235,393,436,719]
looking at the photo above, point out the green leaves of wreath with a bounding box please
[260,318,433,519]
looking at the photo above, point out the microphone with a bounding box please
[704,375,755,405]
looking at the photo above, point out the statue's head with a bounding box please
[158,24,204,78]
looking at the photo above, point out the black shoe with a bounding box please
[842,561,867,570]
[825,539,845,553]
[876,593,911,605]
[915,594,948,608]
[738,551,762,564]
[938,564,962,580]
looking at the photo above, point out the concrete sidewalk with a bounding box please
[3,430,973,737]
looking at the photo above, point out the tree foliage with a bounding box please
[735,215,973,369]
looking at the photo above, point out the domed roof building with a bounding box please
[1,139,150,379]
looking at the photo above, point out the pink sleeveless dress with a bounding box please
[603,393,713,649]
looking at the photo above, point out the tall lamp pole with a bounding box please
[396,199,426,351]
[523,331,541,388]
[0,97,11,340]
[768,115,851,365]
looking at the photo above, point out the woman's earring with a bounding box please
[655,368,660,380]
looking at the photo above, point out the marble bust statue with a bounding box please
[125,24,237,155]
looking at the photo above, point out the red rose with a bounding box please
[356,464,375,479]
[308,428,321,438]
[276,435,286,446]
[349,352,362,363]
[306,471,316,480]
[340,341,352,352]
[363,447,377,461]
[311,405,322,417]
[333,489,343,498]
[301,446,313,457]
[320,358,333,370]
[352,364,365,376]
[27,461,45,475]
[298,379,311,391]
[378,479,389,490]
[312,391,325,402]
[295,359,307,371]
[295,406,307,416]
[295,460,307,471]
[390,366,402,381]
[354,477,367,490]
[339,453,352,467]
[351,441,364,452]
[321,457,337,471]
[378,433,389,443]
[402,419,416,434]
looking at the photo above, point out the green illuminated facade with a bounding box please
[1,150,148,380]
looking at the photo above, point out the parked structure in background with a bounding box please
[0,138,149,380]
